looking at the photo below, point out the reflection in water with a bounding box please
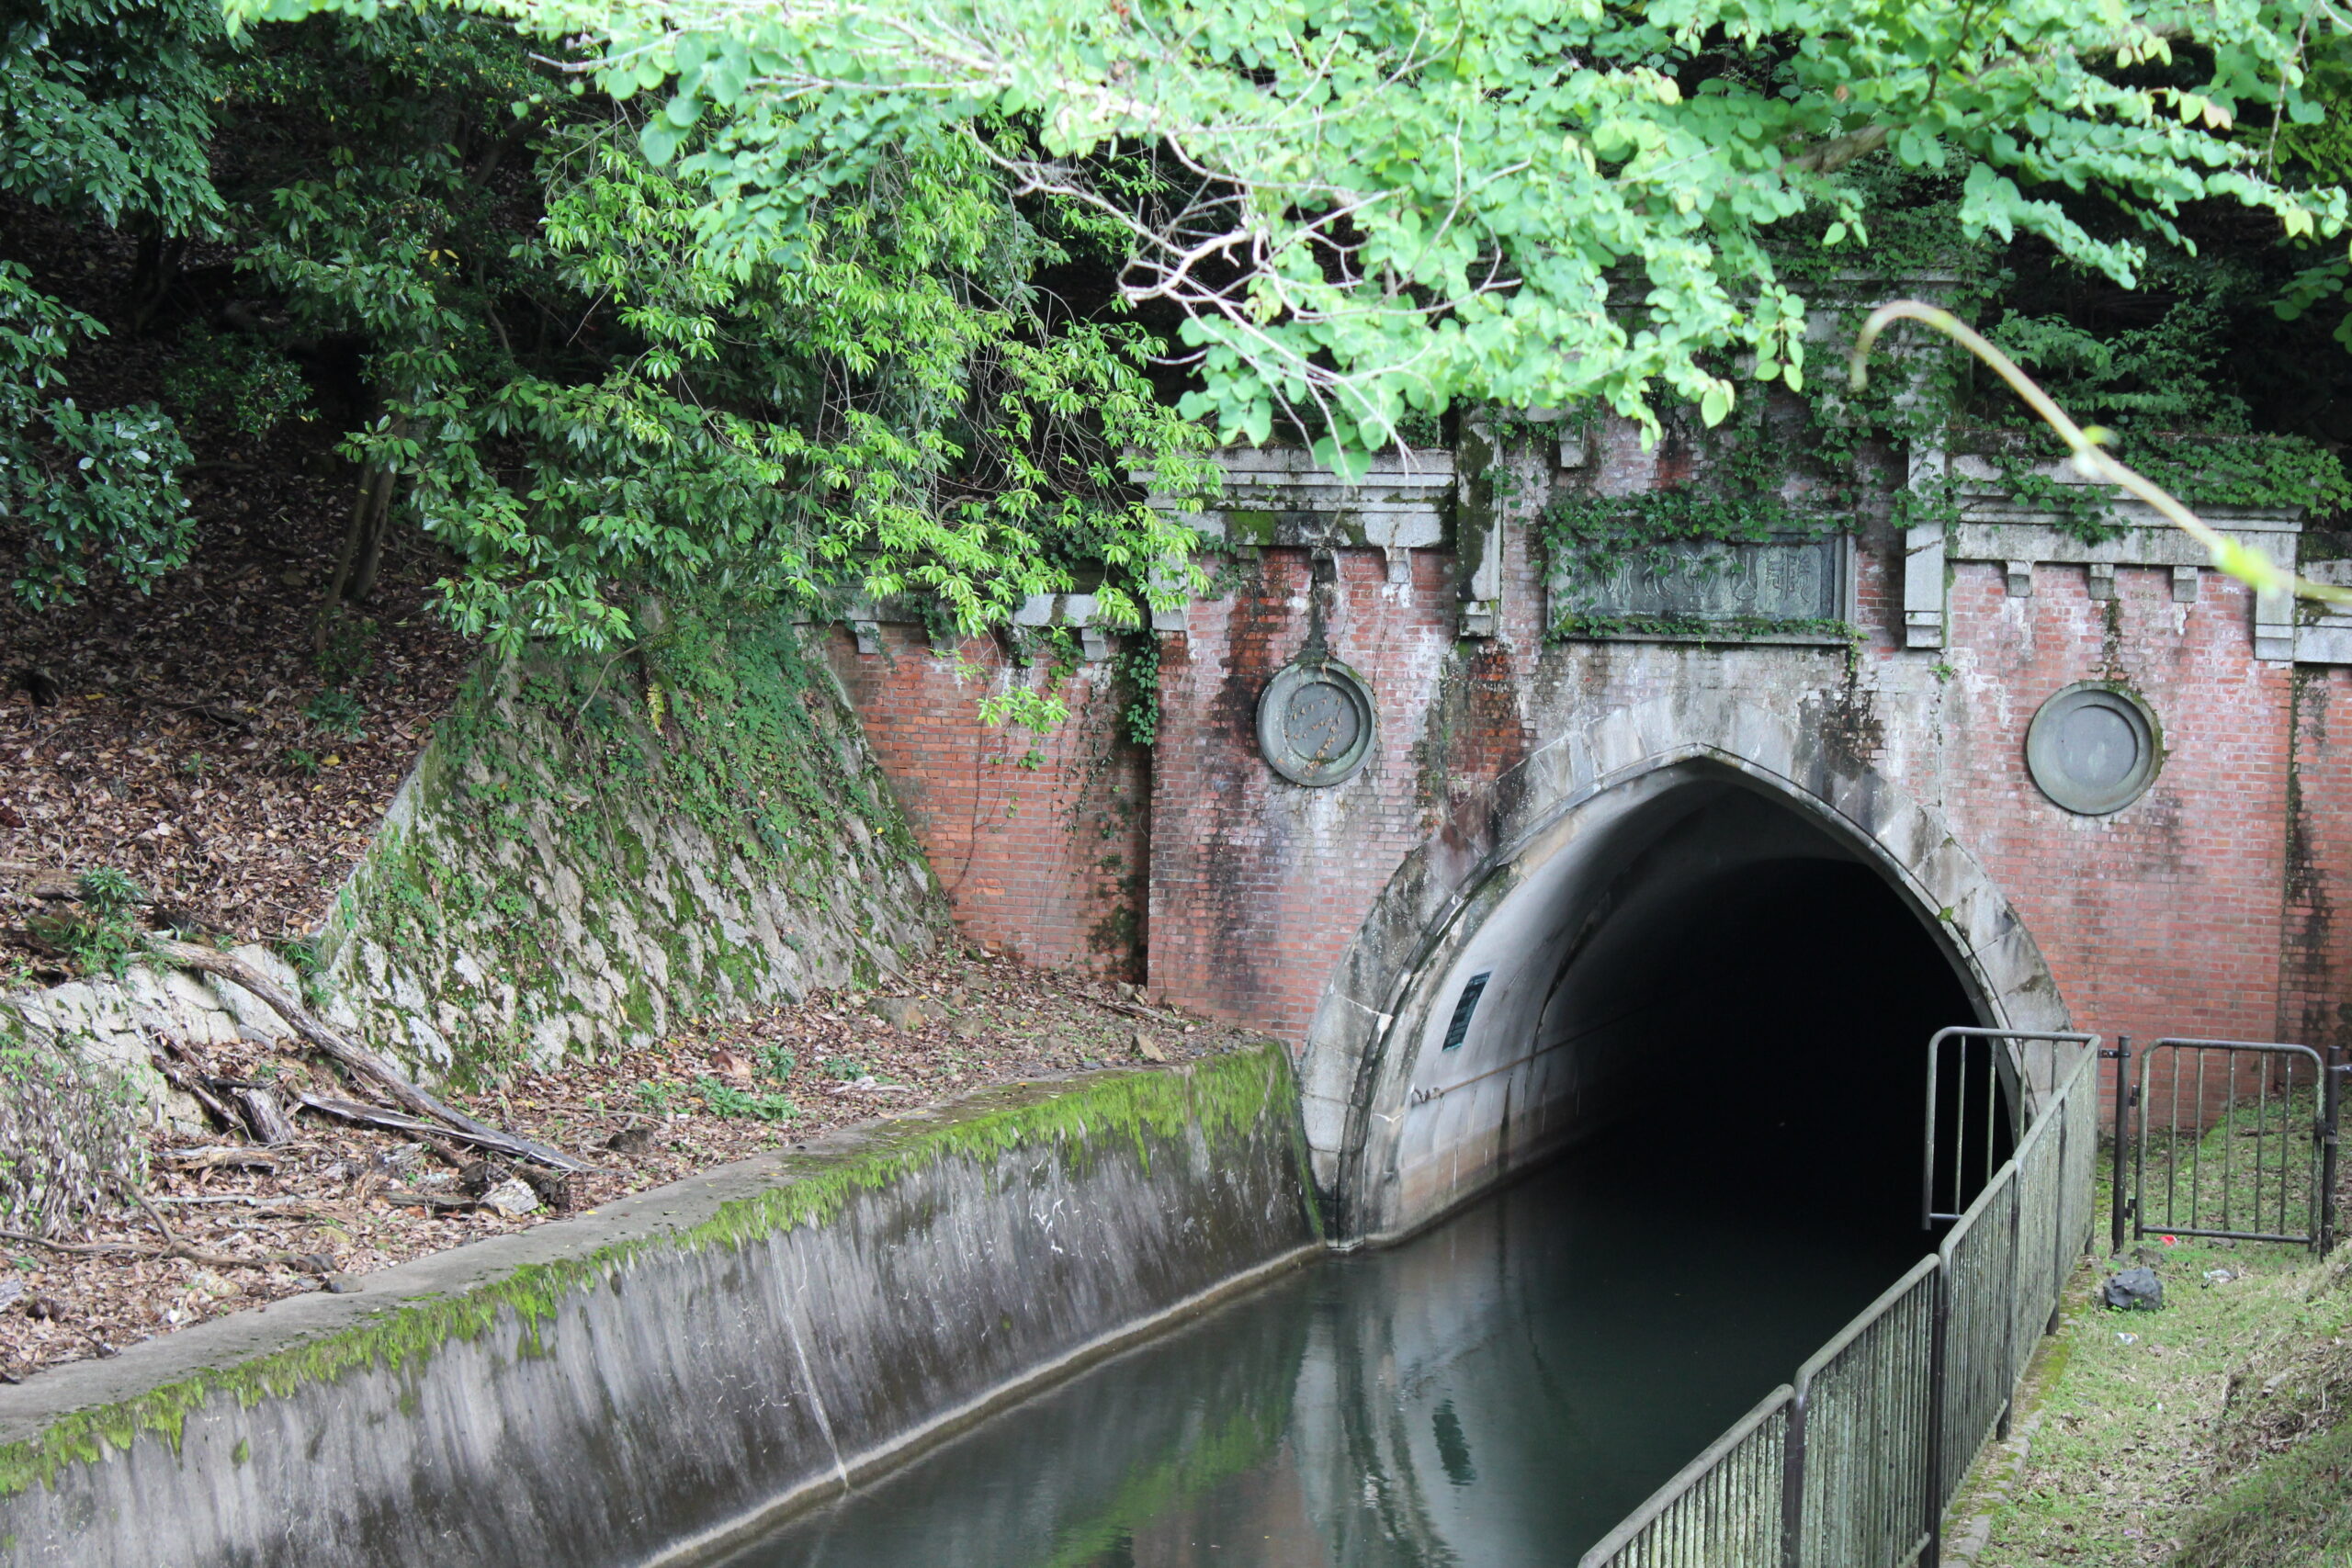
[717,1125,1918,1568]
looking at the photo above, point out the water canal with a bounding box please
[718,852,1979,1567]
[718,1127,1921,1568]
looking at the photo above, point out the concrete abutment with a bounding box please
[0,1050,1317,1568]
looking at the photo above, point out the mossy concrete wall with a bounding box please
[313,612,945,1082]
[0,1044,1319,1568]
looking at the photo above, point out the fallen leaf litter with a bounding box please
[0,947,1240,1381]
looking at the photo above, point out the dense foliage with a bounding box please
[6,0,2351,654]
[229,0,2350,462]
[0,0,1214,654]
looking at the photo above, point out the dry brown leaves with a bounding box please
[0,201,472,967]
[0,947,1241,1382]
[0,523,471,959]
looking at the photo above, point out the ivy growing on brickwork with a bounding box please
[1535,389,1868,642]
[1534,171,2352,614]
[1114,634,1160,750]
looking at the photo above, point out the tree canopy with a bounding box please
[2,0,1215,658]
[3,0,2348,658]
[230,0,2350,458]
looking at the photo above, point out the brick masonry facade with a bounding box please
[822,627,1151,980]
[822,426,2352,1099]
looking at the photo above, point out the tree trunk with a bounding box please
[347,470,395,604]
[316,444,399,651]
[128,230,188,333]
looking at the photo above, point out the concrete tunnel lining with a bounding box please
[1351,763,1992,1238]
[1302,702,2068,1247]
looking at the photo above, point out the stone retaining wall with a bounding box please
[0,1044,1318,1568]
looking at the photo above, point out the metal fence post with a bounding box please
[1781,1385,1808,1568]
[2109,1034,2132,1256]
[2322,1055,2343,1258]
[1996,1170,2020,1441]
[1923,1251,1950,1568]
[2048,1098,2070,1337]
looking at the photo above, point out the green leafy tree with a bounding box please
[4,5,1216,654]
[229,0,2349,460]
[0,0,218,605]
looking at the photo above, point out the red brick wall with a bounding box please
[821,434,2352,1092]
[1936,562,2294,1046]
[822,626,1149,979]
[1144,548,1521,1034]
[2282,665,2352,1059]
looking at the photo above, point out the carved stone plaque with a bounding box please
[1258,659,1377,786]
[2026,683,2160,815]
[1549,535,1849,635]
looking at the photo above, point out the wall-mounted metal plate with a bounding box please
[1258,660,1377,786]
[2026,682,2161,815]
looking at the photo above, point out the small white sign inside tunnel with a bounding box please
[1442,972,1489,1052]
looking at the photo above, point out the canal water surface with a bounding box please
[716,1112,1921,1568]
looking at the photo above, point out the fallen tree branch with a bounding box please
[230,1084,297,1146]
[133,694,254,732]
[0,1226,330,1276]
[142,939,585,1171]
[1094,995,1179,1025]
[380,1189,482,1213]
[161,1145,282,1173]
[294,1093,594,1172]
[146,1039,243,1133]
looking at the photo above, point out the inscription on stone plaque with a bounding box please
[1550,535,1845,631]
[1257,659,1377,786]
[2026,683,2159,815]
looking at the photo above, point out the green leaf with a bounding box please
[640,118,684,165]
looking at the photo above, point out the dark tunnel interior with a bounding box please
[1526,789,2003,1252]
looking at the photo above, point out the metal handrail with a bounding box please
[1790,1256,1940,1568]
[1794,1254,1941,1393]
[1922,1028,2098,1226]
[1576,1383,1794,1567]
[1584,1032,2101,1568]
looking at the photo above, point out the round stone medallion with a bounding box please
[1258,659,1377,786]
[2026,682,2161,816]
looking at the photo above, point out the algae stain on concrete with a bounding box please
[0,1043,1303,1506]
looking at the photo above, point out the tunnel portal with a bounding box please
[1341,764,1996,1242]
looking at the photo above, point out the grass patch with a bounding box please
[1974,1147,2352,1567]
[2177,1412,2352,1566]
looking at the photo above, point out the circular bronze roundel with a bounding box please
[2025,682,2162,816]
[1258,659,1377,786]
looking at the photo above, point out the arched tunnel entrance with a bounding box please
[719,764,2052,1568]
[1347,762,1999,1247]
[1560,831,1987,1239]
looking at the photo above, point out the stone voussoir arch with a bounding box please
[1294,688,2068,1235]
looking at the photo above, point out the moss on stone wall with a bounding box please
[316,607,944,1082]
[0,1043,1304,1499]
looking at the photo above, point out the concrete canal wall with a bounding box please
[0,1045,1318,1568]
